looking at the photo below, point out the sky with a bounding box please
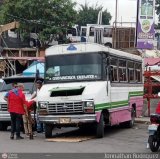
[74,0,158,25]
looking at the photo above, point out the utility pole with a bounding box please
[114,0,118,49]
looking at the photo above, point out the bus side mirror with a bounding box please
[158,92,160,97]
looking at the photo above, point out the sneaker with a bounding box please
[16,136,24,140]
[33,133,36,137]
[25,134,29,138]
[37,130,42,133]
[10,134,14,140]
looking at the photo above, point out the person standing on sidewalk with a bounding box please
[4,83,27,140]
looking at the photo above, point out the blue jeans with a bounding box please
[36,113,44,132]
[10,112,22,137]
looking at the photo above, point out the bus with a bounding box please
[80,24,113,47]
[66,25,81,42]
[37,42,143,138]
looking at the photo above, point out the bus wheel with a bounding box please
[124,108,136,128]
[0,122,8,131]
[104,43,112,48]
[96,113,104,138]
[45,124,53,138]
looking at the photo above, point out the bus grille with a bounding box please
[1,104,7,111]
[47,102,83,114]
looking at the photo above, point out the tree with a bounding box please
[0,0,77,48]
[156,0,160,28]
[76,2,112,26]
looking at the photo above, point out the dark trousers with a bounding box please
[10,112,22,137]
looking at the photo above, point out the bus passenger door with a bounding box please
[80,26,87,42]
[94,28,103,44]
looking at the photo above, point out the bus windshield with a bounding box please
[45,53,102,82]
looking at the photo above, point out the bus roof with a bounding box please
[45,43,142,61]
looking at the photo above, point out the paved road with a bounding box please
[0,123,156,154]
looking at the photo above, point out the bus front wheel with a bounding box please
[45,123,53,138]
[95,113,104,138]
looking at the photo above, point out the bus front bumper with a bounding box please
[38,114,97,124]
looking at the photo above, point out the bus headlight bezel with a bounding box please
[84,100,95,113]
[39,102,48,109]
[86,101,94,107]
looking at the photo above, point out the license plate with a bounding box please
[59,117,71,124]
[148,124,158,131]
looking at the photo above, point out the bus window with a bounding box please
[81,28,87,36]
[135,63,142,82]
[67,28,77,36]
[110,58,118,82]
[128,61,135,82]
[119,59,127,82]
[103,28,112,37]
[89,27,95,36]
[72,28,77,36]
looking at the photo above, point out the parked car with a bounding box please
[0,75,43,131]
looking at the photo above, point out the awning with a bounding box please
[23,62,44,77]
[151,76,160,82]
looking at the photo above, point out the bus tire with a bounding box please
[104,43,112,48]
[0,122,8,131]
[45,124,53,138]
[96,113,104,138]
[124,108,135,128]
[148,135,160,152]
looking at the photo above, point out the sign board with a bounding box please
[136,0,155,49]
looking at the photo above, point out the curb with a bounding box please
[135,118,150,124]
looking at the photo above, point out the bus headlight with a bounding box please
[39,102,48,109]
[86,101,94,107]
[84,100,94,113]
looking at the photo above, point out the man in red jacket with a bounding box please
[4,83,27,140]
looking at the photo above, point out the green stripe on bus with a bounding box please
[95,100,128,110]
[129,91,143,96]
[95,91,143,111]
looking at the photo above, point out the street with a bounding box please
[0,123,156,153]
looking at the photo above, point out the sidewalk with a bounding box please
[135,117,150,124]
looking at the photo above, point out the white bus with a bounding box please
[37,43,143,138]
[80,24,113,47]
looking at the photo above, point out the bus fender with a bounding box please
[96,111,102,123]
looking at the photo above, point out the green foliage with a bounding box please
[0,0,77,48]
[76,2,112,26]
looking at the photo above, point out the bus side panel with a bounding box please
[109,107,131,125]
[129,96,143,117]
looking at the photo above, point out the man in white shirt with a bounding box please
[31,80,43,133]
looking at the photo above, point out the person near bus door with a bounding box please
[31,80,44,133]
